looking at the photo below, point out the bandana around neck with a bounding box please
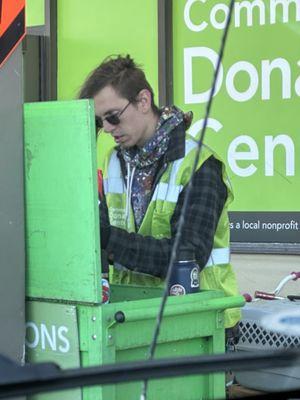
[121,105,189,168]
[120,105,191,229]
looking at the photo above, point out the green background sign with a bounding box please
[173,0,300,244]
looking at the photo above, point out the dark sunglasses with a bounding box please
[95,101,131,130]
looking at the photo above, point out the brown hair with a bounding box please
[78,54,159,114]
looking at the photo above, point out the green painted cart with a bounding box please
[24,100,244,400]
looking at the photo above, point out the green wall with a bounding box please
[57,0,159,162]
[57,0,158,101]
[26,0,45,27]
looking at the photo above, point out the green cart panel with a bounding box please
[26,290,245,400]
[24,100,101,303]
[26,302,81,400]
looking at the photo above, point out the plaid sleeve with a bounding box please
[106,156,227,278]
[171,156,227,269]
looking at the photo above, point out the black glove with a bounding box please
[101,249,109,274]
[99,196,111,249]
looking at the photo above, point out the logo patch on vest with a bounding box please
[109,208,126,227]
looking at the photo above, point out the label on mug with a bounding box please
[169,284,186,296]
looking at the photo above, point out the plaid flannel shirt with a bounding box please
[101,122,227,278]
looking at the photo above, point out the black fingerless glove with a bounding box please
[99,196,111,249]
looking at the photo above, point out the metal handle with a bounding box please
[291,272,300,280]
[113,295,245,324]
[254,291,284,300]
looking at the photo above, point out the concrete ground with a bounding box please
[232,253,300,298]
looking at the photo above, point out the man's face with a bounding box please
[94,85,149,148]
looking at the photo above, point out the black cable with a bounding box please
[140,0,236,399]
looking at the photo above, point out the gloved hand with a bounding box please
[99,196,111,249]
[101,250,109,274]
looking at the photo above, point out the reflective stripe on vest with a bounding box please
[103,152,124,194]
[104,140,199,201]
[205,247,230,267]
[152,140,198,202]
[152,181,183,203]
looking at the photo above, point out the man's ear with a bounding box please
[137,89,152,112]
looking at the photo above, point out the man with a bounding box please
[79,54,240,329]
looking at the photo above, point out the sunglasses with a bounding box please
[95,101,131,130]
